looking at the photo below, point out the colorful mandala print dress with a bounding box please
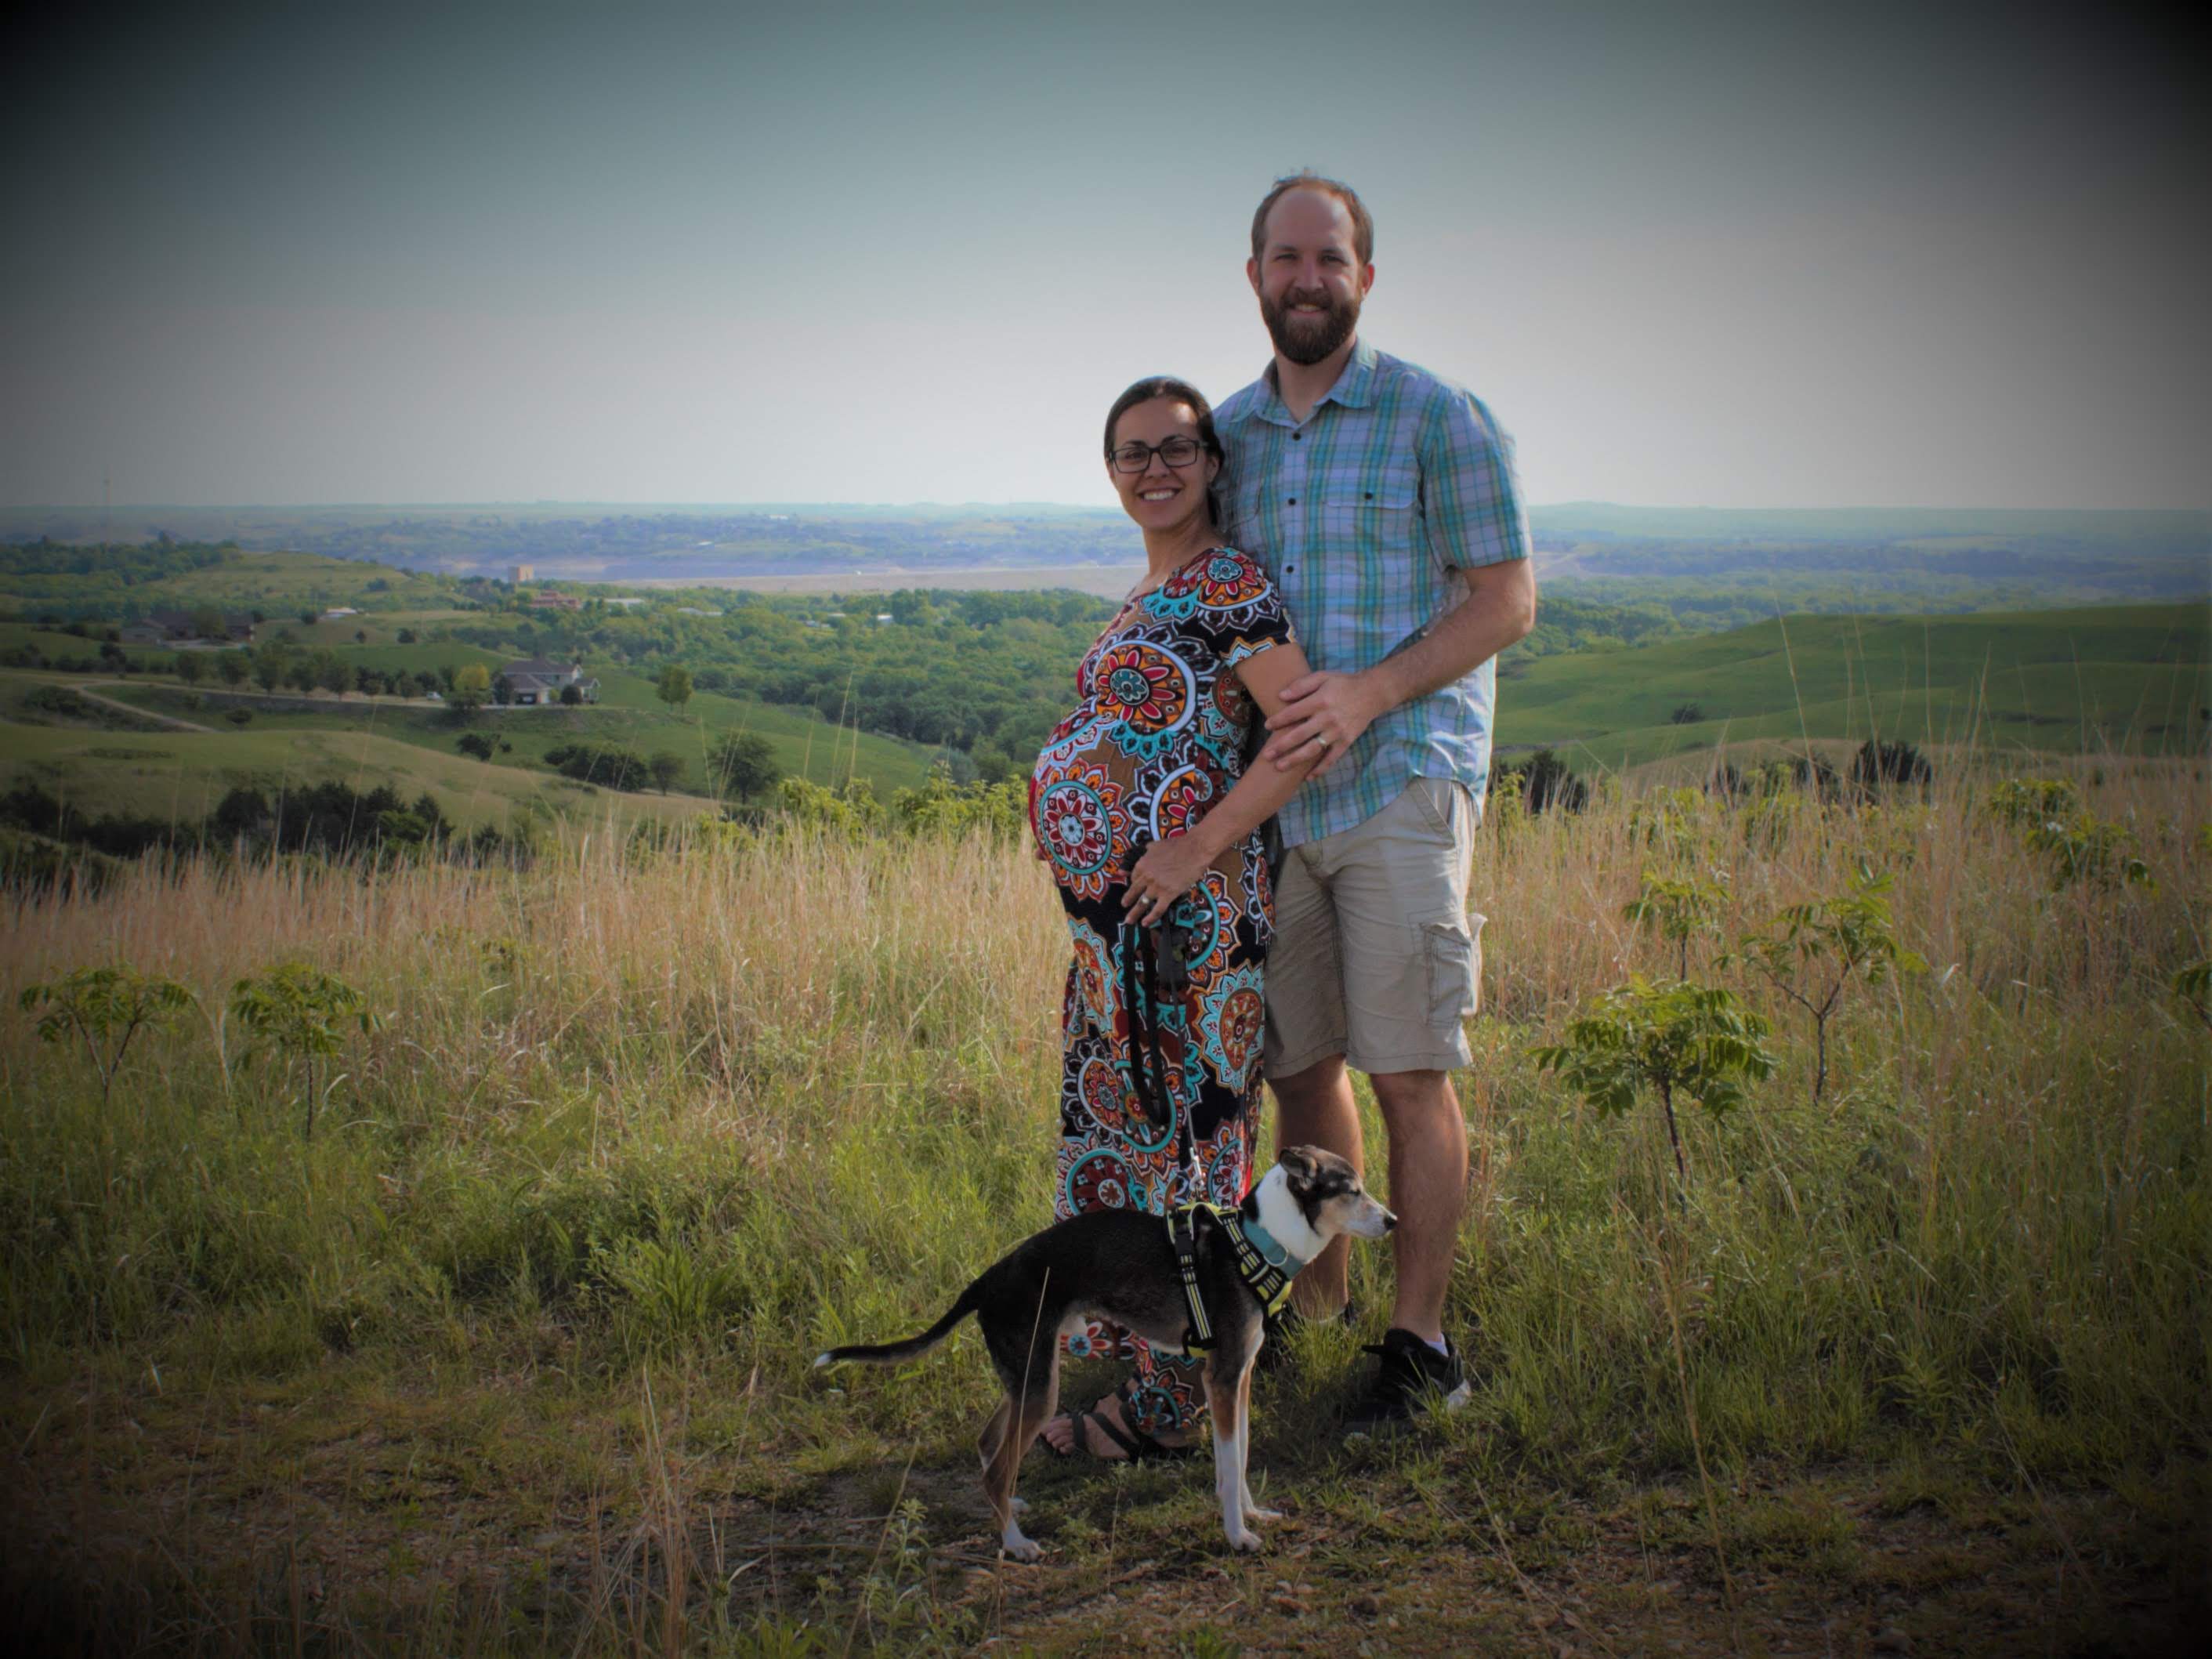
[1028,546,1294,1438]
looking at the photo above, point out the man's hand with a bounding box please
[1259,669,1387,777]
[1124,831,1216,923]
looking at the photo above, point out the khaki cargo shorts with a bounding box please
[1262,774,1485,1078]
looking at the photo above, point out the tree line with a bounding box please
[0,778,534,882]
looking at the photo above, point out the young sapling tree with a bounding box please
[1624,867,1729,980]
[19,965,194,1108]
[230,962,372,1139]
[1728,869,1927,1108]
[1532,976,1775,1185]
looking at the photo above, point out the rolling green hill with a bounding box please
[7,595,2206,829]
[0,713,711,835]
[1496,603,2210,771]
[71,669,938,797]
[0,545,465,618]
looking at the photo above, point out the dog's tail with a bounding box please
[814,1280,983,1370]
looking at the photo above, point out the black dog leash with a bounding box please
[1119,840,1192,1166]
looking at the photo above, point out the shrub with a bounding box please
[545,742,649,792]
[1852,738,1933,795]
[1496,748,1587,814]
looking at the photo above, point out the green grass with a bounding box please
[78,669,939,795]
[258,624,509,666]
[107,548,460,611]
[1497,603,2212,768]
[22,598,2206,830]
[0,710,711,831]
[0,762,2204,1654]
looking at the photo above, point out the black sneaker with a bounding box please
[1258,1300,1355,1373]
[1342,1328,1473,1437]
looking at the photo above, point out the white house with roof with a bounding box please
[494,657,599,706]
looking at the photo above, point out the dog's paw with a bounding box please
[1225,1528,1266,1553]
[999,1532,1044,1563]
[1243,1506,1284,1523]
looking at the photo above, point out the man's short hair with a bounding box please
[1250,172,1374,266]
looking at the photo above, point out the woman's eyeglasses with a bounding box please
[1110,436,1206,473]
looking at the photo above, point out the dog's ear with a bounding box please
[1276,1145,1322,1187]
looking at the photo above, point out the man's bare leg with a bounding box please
[1268,1055,1362,1316]
[1368,1068,1467,1344]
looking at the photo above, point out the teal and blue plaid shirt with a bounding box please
[1214,338,1531,848]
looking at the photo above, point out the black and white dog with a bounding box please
[816,1146,1394,1559]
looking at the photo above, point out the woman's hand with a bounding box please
[1123,832,1215,925]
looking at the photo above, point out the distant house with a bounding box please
[603,596,648,609]
[120,608,254,647]
[674,605,722,618]
[528,590,584,611]
[320,607,359,621]
[494,657,599,707]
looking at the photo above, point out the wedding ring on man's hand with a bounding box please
[1314,734,1332,751]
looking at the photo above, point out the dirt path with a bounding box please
[72,682,215,732]
[3,1418,2199,1657]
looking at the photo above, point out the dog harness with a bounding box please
[1167,1202,1302,1353]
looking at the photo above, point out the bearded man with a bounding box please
[1211,172,1537,1435]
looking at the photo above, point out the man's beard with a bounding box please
[1260,284,1359,366]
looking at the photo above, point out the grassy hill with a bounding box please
[0,645,939,835]
[0,546,465,618]
[95,668,936,788]
[1496,603,2210,772]
[0,701,715,834]
[8,594,2206,821]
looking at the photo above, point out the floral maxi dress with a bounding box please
[1026,547,1294,1436]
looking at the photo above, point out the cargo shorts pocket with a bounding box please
[1421,908,1484,1024]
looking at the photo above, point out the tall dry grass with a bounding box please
[1,755,2206,1647]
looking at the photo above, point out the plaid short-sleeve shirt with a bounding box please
[1213,338,1532,848]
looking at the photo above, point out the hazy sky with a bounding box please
[4,2,2203,511]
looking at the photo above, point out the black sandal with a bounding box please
[1041,1382,1197,1464]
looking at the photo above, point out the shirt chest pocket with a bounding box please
[1317,464,1420,547]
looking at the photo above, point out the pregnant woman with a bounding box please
[1029,375,1323,1460]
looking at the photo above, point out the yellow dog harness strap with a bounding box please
[1168,1202,1301,1353]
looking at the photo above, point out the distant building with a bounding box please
[529,591,584,611]
[603,596,648,608]
[494,657,599,707]
[674,605,722,618]
[320,607,359,621]
[509,563,534,583]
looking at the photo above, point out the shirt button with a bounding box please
[1284,563,1296,574]
[1287,497,1297,505]
[1293,433,1301,441]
